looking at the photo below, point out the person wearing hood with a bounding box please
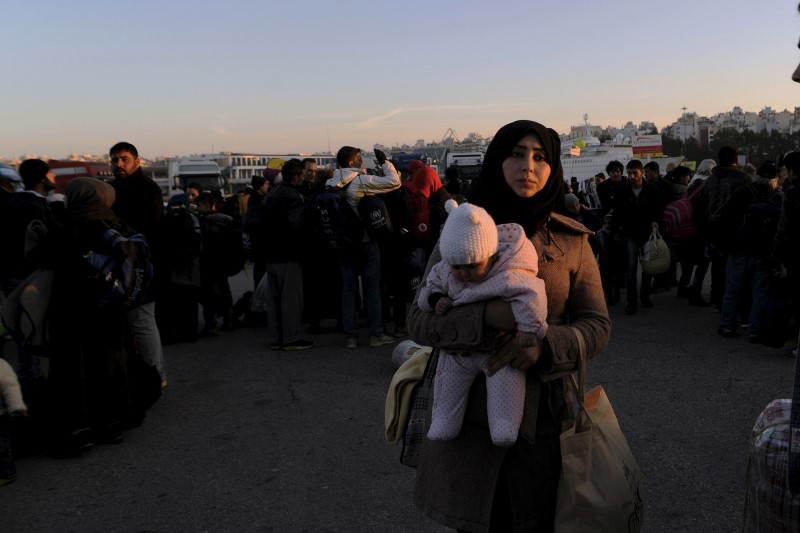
[688,158,717,190]
[407,120,610,532]
[44,178,148,454]
[325,146,400,349]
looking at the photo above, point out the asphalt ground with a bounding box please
[1,269,795,533]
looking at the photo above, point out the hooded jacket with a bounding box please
[325,161,401,211]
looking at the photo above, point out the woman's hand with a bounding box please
[485,332,543,376]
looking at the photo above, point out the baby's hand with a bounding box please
[435,297,453,315]
[515,331,538,349]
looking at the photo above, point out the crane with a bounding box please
[442,128,460,144]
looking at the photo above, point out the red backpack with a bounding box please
[663,186,702,241]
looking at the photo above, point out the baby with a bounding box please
[418,201,547,446]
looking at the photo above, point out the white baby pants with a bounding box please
[427,350,526,447]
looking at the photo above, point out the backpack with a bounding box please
[314,180,363,251]
[663,186,701,242]
[84,229,154,309]
[737,190,782,256]
[1,268,54,355]
[202,213,246,277]
[356,194,393,241]
[160,205,202,267]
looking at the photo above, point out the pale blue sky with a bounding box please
[2,0,799,159]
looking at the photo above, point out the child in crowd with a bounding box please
[0,357,27,486]
[417,201,547,446]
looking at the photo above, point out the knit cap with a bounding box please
[439,200,498,266]
[564,193,579,208]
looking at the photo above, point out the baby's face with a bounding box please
[450,257,493,283]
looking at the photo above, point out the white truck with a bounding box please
[168,158,226,194]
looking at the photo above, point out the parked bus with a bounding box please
[47,160,114,194]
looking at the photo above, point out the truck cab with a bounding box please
[168,158,226,194]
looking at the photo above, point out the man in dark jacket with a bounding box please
[716,162,782,340]
[109,141,166,385]
[773,151,800,342]
[1,159,57,391]
[692,146,752,309]
[262,159,313,351]
[610,159,663,315]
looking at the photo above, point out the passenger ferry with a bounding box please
[561,136,683,180]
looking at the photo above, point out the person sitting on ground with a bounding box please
[417,200,547,446]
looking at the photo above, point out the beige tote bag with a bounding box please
[555,328,645,532]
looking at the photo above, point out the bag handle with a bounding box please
[567,327,591,433]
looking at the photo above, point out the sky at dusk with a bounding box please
[3,0,800,160]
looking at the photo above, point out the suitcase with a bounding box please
[742,335,800,532]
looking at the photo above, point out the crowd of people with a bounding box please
[0,140,463,483]
[1,130,798,533]
[579,147,800,351]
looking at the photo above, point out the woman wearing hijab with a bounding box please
[407,120,611,532]
[45,178,140,455]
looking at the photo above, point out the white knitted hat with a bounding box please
[439,200,498,265]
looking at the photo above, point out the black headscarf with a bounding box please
[469,120,564,236]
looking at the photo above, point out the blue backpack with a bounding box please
[314,180,363,251]
[84,229,154,309]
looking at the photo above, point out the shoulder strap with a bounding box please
[568,327,590,432]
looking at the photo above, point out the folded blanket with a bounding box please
[385,347,432,443]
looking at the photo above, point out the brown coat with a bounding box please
[407,213,611,532]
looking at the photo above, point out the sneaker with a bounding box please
[625,304,637,315]
[346,337,358,349]
[270,343,282,350]
[369,334,396,348]
[717,327,737,338]
[392,326,408,338]
[282,339,313,351]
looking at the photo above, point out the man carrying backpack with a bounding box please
[109,141,166,385]
[325,146,401,349]
[716,161,782,341]
[0,159,57,411]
